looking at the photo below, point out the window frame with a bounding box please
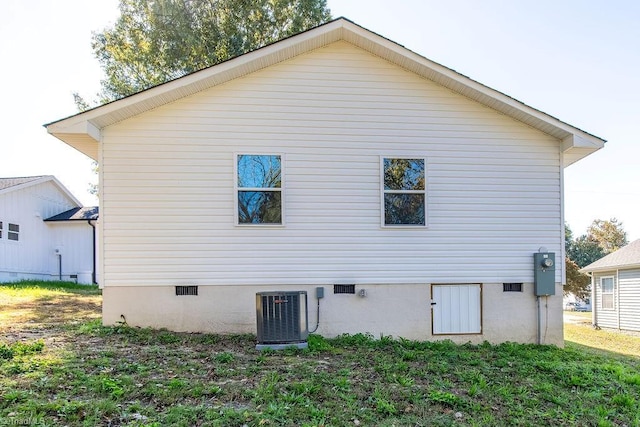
[380,156,428,228]
[7,223,19,242]
[600,276,615,310]
[0,221,3,239]
[234,153,285,227]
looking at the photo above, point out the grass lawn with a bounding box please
[1,282,639,426]
[564,311,640,358]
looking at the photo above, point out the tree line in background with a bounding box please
[564,218,627,299]
[79,0,332,195]
[76,0,332,108]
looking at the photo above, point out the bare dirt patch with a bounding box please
[0,285,101,347]
[3,284,639,426]
[563,311,592,326]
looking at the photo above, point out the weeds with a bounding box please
[0,340,45,360]
[1,329,634,426]
[2,283,640,426]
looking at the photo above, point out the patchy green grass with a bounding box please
[1,282,639,426]
[0,280,101,332]
[564,312,640,358]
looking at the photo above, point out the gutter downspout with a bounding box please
[88,220,97,285]
[616,269,621,330]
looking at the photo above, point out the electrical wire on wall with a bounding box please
[537,296,541,345]
[309,295,321,333]
[544,295,549,343]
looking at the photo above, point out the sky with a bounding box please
[1,0,638,240]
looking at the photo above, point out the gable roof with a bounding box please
[44,206,99,222]
[45,17,605,165]
[0,176,46,191]
[581,239,640,273]
[0,175,82,207]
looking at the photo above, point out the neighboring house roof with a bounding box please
[0,176,46,191]
[45,17,605,166]
[44,206,99,222]
[581,239,640,273]
[0,175,83,207]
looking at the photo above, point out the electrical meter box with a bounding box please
[534,252,555,296]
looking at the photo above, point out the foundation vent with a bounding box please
[334,284,355,294]
[176,285,198,296]
[503,283,523,292]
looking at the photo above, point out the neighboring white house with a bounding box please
[581,239,640,332]
[0,176,98,284]
[45,18,605,345]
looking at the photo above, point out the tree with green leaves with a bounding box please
[83,0,331,104]
[79,0,331,196]
[564,257,590,299]
[564,218,628,298]
[567,235,605,269]
[566,219,627,269]
[586,218,627,254]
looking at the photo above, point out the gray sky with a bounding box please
[1,0,638,240]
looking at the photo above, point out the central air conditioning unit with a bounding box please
[256,291,308,350]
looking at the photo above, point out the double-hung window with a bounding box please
[236,154,283,225]
[7,223,19,241]
[601,276,614,310]
[382,157,426,226]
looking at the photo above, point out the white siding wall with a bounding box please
[47,222,94,283]
[0,181,77,281]
[593,272,618,329]
[101,41,562,287]
[619,269,640,331]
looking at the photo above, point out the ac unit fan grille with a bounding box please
[256,292,308,344]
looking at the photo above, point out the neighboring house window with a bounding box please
[601,276,614,309]
[0,221,2,239]
[7,223,19,241]
[236,154,283,225]
[382,157,426,226]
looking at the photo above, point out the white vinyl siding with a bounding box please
[0,181,82,282]
[618,269,640,331]
[100,41,562,286]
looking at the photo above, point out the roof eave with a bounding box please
[580,263,640,274]
[47,120,102,161]
[561,134,605,167]
[0,176,82,207]
[44,17,606,165]
[44,206,99,222]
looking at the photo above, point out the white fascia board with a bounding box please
[48,176,83,207]
[0,177,46,196]
[45,18,605,160]
[345,20,606,148]
[48,20,344,133]
[561,134,605,151]
[0,176,82,207]
[581,263,640,274]
[561,134,605,167]
[47,119,101,141]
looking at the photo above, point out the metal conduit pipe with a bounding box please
[88,220,97,285]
